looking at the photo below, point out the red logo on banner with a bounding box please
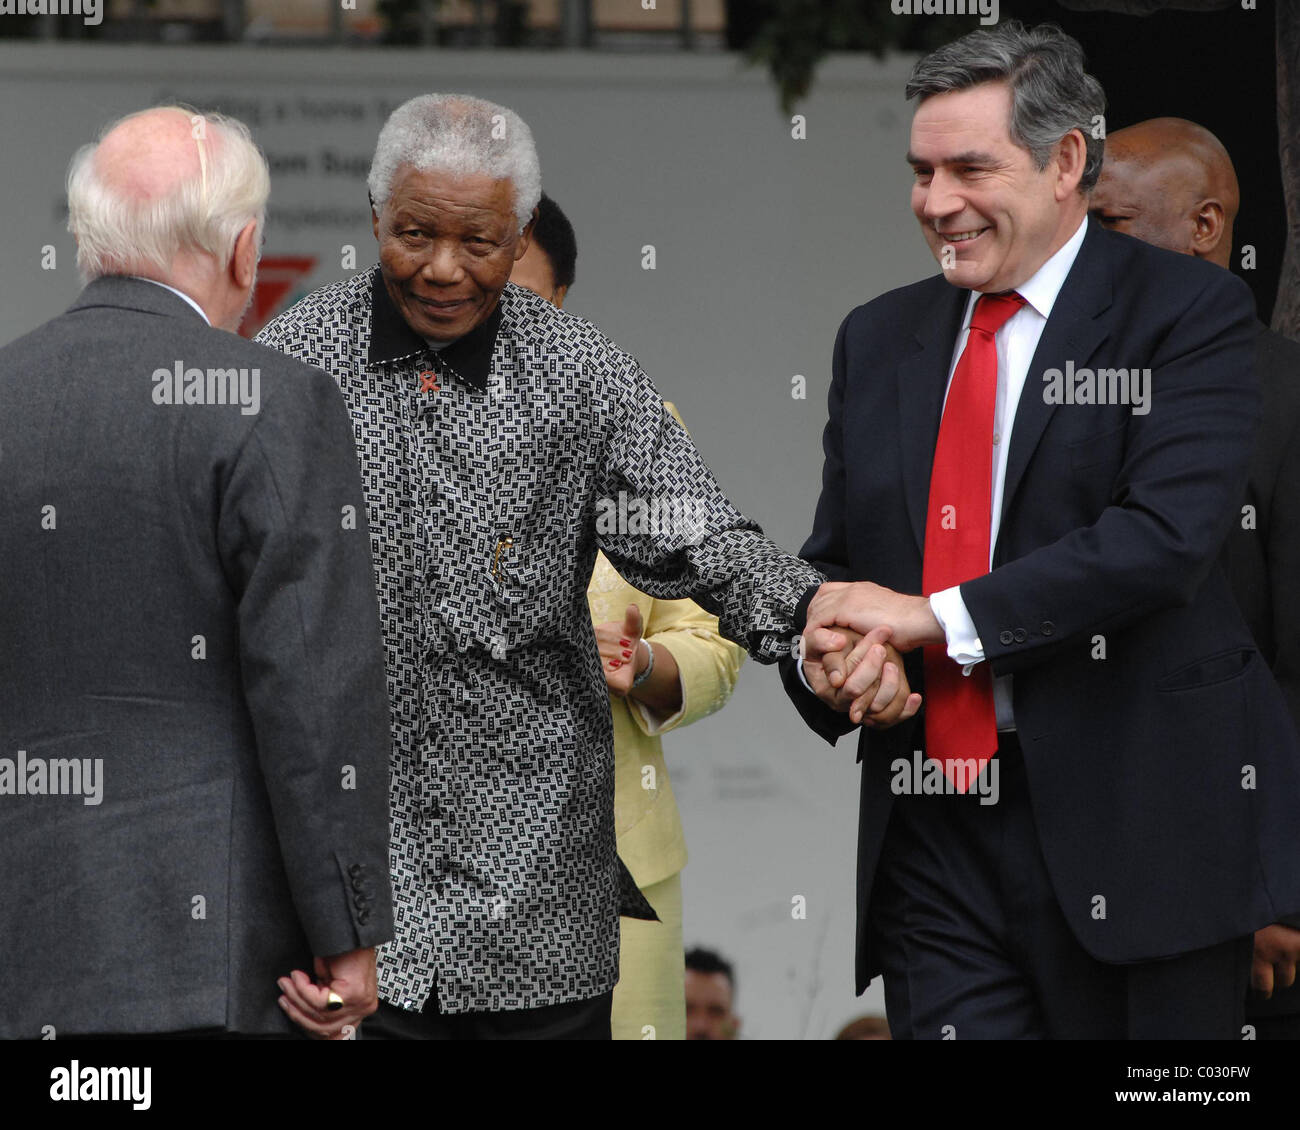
[237,255,319,338]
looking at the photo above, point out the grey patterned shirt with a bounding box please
[257,268,821,1013]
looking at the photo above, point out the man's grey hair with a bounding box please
[67,106,269,284]
[905,21,1106,193]
[367,94,542,233]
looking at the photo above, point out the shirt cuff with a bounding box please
[627,647,686,735]
[793,582,821,634]
[795,653,816,695]
[627,696,685,736]
[929,587,985,672]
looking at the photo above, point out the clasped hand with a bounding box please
[801,581,945,728]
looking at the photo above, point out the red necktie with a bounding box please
[921,291,1025,791]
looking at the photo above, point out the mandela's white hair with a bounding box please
[367,94,542,233]
[67,106,269,284]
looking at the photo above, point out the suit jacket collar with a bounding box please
[366,266,500,392]
[898,279,968,555]
[68,274,209,323]
[999,216,1113,543]
[897,216,1114,555]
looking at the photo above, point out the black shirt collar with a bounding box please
[367,266,501,391]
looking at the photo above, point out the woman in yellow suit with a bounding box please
[512,196,745,1039]
[587,404,746,1041]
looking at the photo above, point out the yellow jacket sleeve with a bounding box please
[589,403,746,888]
[626,595,746,737]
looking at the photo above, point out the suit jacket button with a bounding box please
[999,630,1014,646]
[358,910,370,925]
[348,864,363,878]
[1041,621,1055,636]
[1013,628,1028,643]
[353,894,369,909]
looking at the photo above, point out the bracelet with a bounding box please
[631,638,654,688]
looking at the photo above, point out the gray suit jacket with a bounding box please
[0,277,394,1036]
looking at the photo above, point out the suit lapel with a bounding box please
[898,279,969,554]
[998,221,1114,536]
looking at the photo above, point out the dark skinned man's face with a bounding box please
[510,240,567,308]
[372,165,533,343]
[1089,153,1196,254]
[684,970,739,1040]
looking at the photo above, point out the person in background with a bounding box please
[1090,117,1300,1039]
[684,946,741,1040]
[511,193,747,1042]
[834,1015,892,1040]
[509,192,574,307]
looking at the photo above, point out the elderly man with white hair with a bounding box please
[258,93,919,1040]
[0,106,394,1040]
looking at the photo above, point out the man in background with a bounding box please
[0,106,394,1039]
[684,947,741,1040]
[510,191,575,307]
[1091,117,1300,1038]
[834,1015,891,1040]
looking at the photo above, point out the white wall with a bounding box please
[0,42,938,1038]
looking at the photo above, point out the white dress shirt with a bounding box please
[928,216,1088,728]
[801,216,1088,730]
[129,277,210,325]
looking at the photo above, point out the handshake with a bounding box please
[800,580,947,730]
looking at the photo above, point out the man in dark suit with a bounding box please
[0,106,394,1039]
[786,22,1300,1038]
[1091,117,1300,1038]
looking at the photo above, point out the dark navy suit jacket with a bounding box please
[782,220,1300,994]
